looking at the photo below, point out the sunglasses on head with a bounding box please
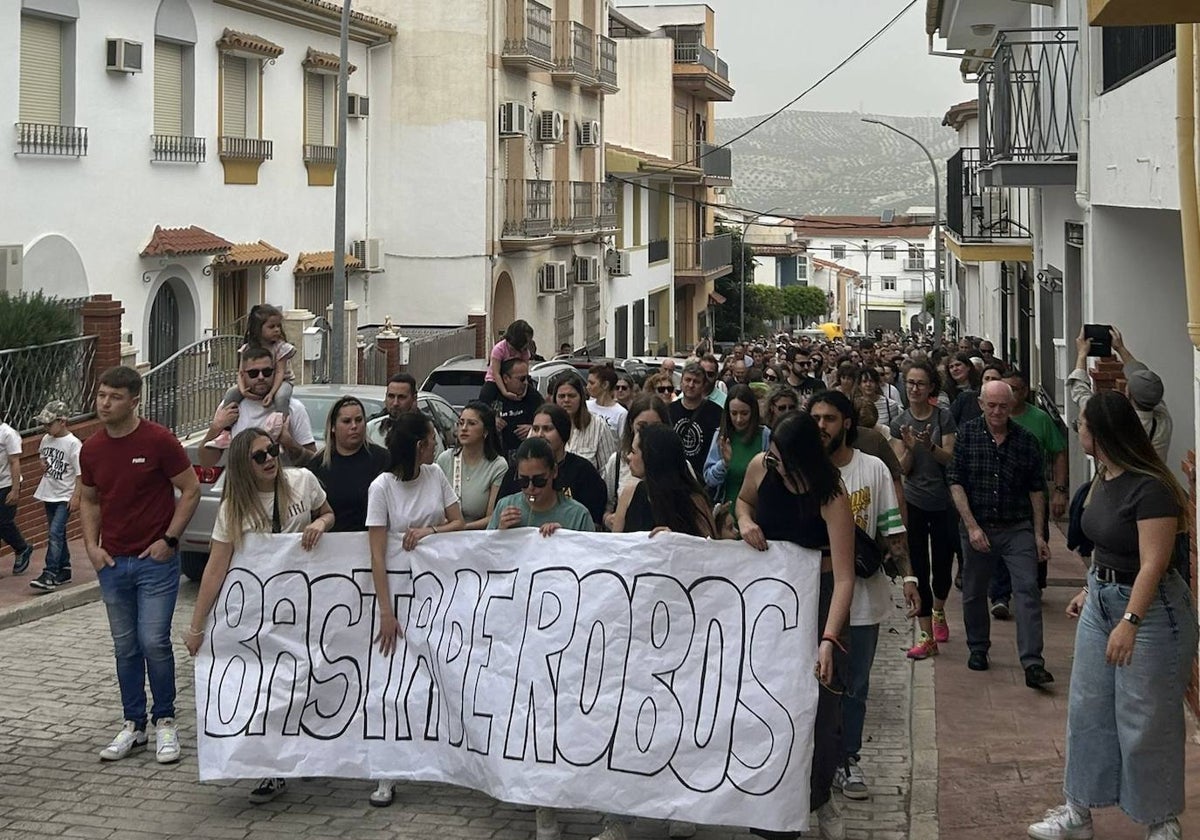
[250,443,281,464]
[245,367,273,379]
[516,474,551,489]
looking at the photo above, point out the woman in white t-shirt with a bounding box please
[585,363,628,438]
[365,411,465,807]
[184,427,334,805]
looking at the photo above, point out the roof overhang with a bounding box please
[943,230,1033,263]
[1089,0,1200,26]
[214,0,396,44]
[140,225,233,258]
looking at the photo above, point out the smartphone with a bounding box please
[1084,324,1112,357]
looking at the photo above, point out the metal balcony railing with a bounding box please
[597,35,618,88]
[571,181,596,230]
[979,28,1080,164]
[599,182,618,229]
[503,178,552,238]
[1102,25,1175,92]
[503,0,553,64]
[554,21,595,77]
[16,122,88,156]
[219,136,273,161]
[648,239,670,264]
[152,134,205,163]
[676,234,733,273]
[946,147,1033,241]
[673,42,729,80]
[303,144,337,165]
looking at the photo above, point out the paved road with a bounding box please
[0,582,929,840]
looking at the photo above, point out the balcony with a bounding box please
[672,41,735,102]
[945,147,1034,262]
[570,181,597,231]
[219,136,273,161]
[1101,25,1175,92]
[502,0,554,71]
[978,28,1080,186]
[676,233,733,281]
[597,35,619,93]
[303,144,336,165]
[16,123,88,157]
[151,134,205,163]
[303,144,337,186]
[599,182,618,230]
[552,21,595,87]
[502,178,553,243]
[648,238,670,264]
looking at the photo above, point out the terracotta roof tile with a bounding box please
[221,241,289,268]
[304,47,357,74]
[942,99,979,130]
[216,29,285,59]
[140,226,233,258]
[294,250,363,274]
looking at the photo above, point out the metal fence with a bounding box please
[1,336,97,434]
[355,324,478,388]
[141,335,241,439]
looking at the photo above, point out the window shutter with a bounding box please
[154,41,183,136]
[304,73,324,146]
[222,55,247,138]
[19,15,62,125]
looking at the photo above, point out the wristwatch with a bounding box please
[1122,611,1141,626]
[1054,483,1069,493]
[163,535,179,550]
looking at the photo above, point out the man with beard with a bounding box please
[366,372,444,458]
[669,362,723,479]
[809,390,918,802]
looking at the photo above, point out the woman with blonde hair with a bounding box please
[642,371,677,403]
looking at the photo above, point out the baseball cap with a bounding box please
[1127,370,1164,409]
[36,400,70,425]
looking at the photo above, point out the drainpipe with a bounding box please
[1178,25,1200,350]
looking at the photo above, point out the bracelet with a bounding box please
[902,575,919,585]
[185,627,205,637]
[820,634,847,653]
[430,525,438,534]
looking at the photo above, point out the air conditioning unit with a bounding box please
[538,261,568,294]
[605,248,631,277]
[537,110,565,144]
[574,255,600,285]
[0,245,23,294]
[352,238,384,272]
[347,94,370,118]
[106,38,143,73]
[499,101,530,137]
[577,120,601,147]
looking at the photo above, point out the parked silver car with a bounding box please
[178,384,458,581]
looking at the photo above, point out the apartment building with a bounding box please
[2,0,393,365]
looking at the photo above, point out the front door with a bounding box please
[149,281,181,366]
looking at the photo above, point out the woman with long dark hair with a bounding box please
[947,352,983,426]
[613,424,716,537]
[736,411,855,839]
[702,384,770,504]
[435,401,508,529]
[552,374,617,472]
[586,363,628,437]
[763,385,800,430]
[602,394,670,528]
[1028,391,1197,840]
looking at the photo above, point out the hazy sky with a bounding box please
[700,0,973,119]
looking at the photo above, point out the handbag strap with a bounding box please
[453,453,463,498]
[271,483,282,534]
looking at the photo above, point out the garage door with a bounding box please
[867,309,901,332]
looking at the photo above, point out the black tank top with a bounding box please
[754,468,830,550]
[622,482,656,533]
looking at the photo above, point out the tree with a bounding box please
[924,291,936,313]
[782,285,828,324]
[712,226,756,342]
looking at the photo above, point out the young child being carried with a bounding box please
[210,304,296,448]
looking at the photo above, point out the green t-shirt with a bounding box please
[487,492,595,532]
[1012,404,1065,458]
[435,450,509,523]
[723,432,761,503]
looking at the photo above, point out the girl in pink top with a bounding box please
[483,320,534,399]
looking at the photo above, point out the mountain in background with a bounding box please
[715,111,958,216]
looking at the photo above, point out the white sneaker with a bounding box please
[832,759,869,800]
[668,821,697,838]
[1147,819,1182,840]
[99,721,147,761]
[369,779,394,807]
[590,821,628,840]
[535,808,562,840]
[154,717,180,764]
[1027,804,1094,840]
[814,799,845,840]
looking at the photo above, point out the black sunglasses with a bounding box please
[763,374,778,382]
[250,443,281,464]
[516,474,551,489]
[656,386,674,394]
[245,368,273,379]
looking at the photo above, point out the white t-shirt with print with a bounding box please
[35,432,82,503]
[586,399,628,439]
[0,423,21,488]
[365,464,458,531]
[211,468,327,543]
[840,450,906,627]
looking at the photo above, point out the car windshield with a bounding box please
[425,371,485,408]
[294,395,386,442]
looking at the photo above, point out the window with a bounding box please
[214,268,263,335]
[221,54,253,138]
[830,245,846,260]
[304,71,329,146]
[881,275,897,291]
[20,15,65,125]
[908,245,925,262]
[295,272,333,317]
[881,245,896,260]
[796,255,808,280]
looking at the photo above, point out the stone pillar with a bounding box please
[375,323,400,380]
[284,308,315,384]
[1088,357,1125,394]
[81,295,125,402]
[467,312,487,358]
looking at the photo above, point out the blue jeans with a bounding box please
[1065,568,1197,824]
[42,502,70,576]
[97,555,181,728]
[841,623,880,764]
[0,487,29,554]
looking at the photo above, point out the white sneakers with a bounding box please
[833,759,869,800]
[370,779,395,807]
[535,808,562,840]
[590,822,628,840]
[814,799,845,840]
[98,721,148,761]
[1027,804,1094,840]
[1147,819,1182,840]
[155,718,180,764]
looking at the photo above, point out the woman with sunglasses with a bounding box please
[703,384,770,505]
[586,363,628,438]
[602,394,670,529]
[735,411,855,839]
[764,385,800,430]
[434,401,508,529]
[185,428,334,805]
[643,371,677,403]
[296,396,390,533]
[488,436,593,533]
[760,363,784,385]
[366,410,465,807]
[614,372,637,410]
[551,375,617,472]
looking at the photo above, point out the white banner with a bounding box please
[195,530,820,831]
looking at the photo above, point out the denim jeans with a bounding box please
[0,487,29,554]
[97,555,180,728]
[841,623,880,764]
[960,523,1045,668]
[1065,568,1197,824]
[42,501,70,576]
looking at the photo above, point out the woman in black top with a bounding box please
[735,411,855,838]
[612,424,715,537]
[1028,390,1197,840]
[296,396,390,532]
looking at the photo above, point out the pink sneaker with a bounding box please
[906,633,938,660]
[204,428,232,450]
[932,610,950,644]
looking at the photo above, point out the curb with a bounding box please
[0,581,102,631]
[908,625,940,840]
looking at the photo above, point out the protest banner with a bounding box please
[194,530,820,831]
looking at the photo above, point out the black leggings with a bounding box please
[907,505,956,618]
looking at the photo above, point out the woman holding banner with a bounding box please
[184,427,334,806]
[736,411,855,840]
[366,410,465,806]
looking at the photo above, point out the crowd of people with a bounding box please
[16,313,1188,840]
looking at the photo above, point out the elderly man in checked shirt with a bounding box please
[948,380,1055,690]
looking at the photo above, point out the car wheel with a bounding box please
[180,552,209,582]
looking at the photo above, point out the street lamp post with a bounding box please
[862,118,944,346]
[739,206,784,342]
[329,0,352,382]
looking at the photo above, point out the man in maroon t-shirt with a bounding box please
[79,366,199,765]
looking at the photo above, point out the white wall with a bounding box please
[606,38,673,161]
[605,178,674,354]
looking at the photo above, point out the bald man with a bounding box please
[947,381,1054,689]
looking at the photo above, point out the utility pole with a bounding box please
[739,206,784,341]
[329,0,352,382]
